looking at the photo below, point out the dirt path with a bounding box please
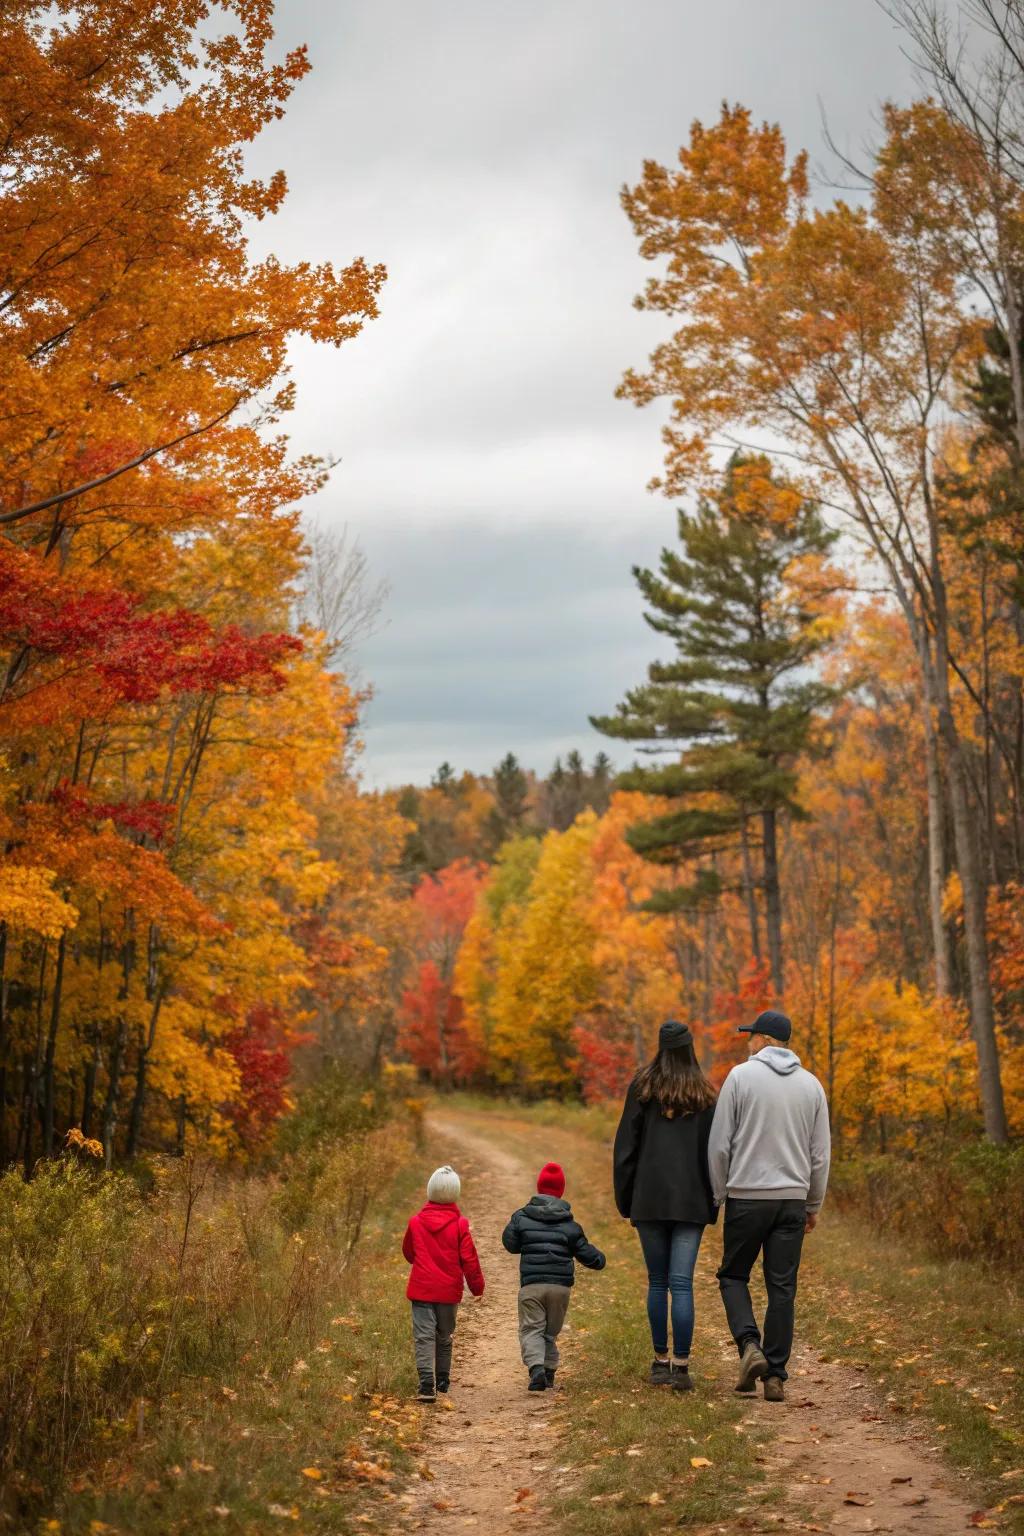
[398,1116,558,1534]
[734,1336,981,1533]
[400,1109,983,1536]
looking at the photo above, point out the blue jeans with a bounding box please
[635,1220,704,1358]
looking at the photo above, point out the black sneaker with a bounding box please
[436,1376,450,1394]
[671,1364,693,1393]
[528,1365,548,1392]
[416,1375,436,1402]
[544,1368,556,1389]
[650,1359,671,1386]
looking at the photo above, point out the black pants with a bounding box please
[717,1198,806,1382]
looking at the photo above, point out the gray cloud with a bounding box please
[247,0,918,785]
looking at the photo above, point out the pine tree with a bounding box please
[432,761,457,794]
[592,458,836,994]
[589,752,613,814]
[487,752,531,847]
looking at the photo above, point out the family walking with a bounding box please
[613,1010,830,1400]
[401,1008,830,1404]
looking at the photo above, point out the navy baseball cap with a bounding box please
[738,1009,792,1042]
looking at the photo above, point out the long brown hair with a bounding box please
[634,1039,717,1117]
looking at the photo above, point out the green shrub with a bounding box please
[275,1064,391,1157]
[830,1139,1024,1267]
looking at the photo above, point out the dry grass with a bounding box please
[0,1114,430,1534]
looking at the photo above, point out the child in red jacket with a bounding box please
[402,1164,485,1402]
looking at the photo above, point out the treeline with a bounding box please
[0,3,413,1169]
[395,750,614,874]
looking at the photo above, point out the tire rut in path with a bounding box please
[398,1117,557,1534]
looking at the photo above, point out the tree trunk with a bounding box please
[125,987,164,1159]
[826,836,840,1122]
[921,695,953,997]
[740,813,762,961]
[761,807,784,995]
[0,923,7,1164]
[18,1054,35,1175]
[82,1040,100,1136]
[922,521,1009,1142]
[101,1019,127,1168]
[938,706,1009,1141]
[42,930,67,1157]
[20,943,48,1175]
[700,903,714,1028]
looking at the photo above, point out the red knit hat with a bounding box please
[537,1161,566,1198]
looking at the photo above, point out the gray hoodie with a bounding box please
[708,1046,831,1213]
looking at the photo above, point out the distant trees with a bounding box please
[396,750,621,873]
[397,861,486,1086]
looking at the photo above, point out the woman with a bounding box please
[613,1019,718,1392]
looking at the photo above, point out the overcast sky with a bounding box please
[248,1,918,787]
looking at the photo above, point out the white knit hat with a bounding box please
[427,1165,461,1203]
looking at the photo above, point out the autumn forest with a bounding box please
[4,2,1024,1534]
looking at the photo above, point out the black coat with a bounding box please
[612,1083,718,1226]
[501,1195,606,1288]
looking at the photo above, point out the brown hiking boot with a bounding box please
[735,1340,769,1394]
[763,1376,785,1402]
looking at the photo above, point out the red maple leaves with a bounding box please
[0,544,300,714]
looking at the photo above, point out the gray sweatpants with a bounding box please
[411,1301,458,1379]
[517,1283,571,1370]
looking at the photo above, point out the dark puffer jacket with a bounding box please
[501,1194,606,1288]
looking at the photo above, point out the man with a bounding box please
[708,1008,830,1403]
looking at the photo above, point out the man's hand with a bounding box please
[805,1212,818,1233]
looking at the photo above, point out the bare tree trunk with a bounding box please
[20,944,48,1175]
[126,931,164,1159]
[700,902,714,1029]
[826,836,840,1122]
[82,1040,100,1136]
[761,808,784,996]
[921,695,953,997]
[125,991,164,1160]
[740,813,762,961]
[938,703,1009,1140]
[0,924,7,1164]
[101,1018,127,1168]
[42,931,67,1157]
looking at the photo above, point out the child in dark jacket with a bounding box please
[402,1164,485,1403]
[501,1161,605,1392]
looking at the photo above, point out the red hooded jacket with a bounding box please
[402,1201,485,1303]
